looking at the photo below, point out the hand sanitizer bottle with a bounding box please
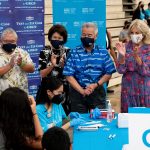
[107,100,113,123]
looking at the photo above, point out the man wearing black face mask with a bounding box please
[63,22,116,113]
[0,28,34,94]
[37,24,70,115]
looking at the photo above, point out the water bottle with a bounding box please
[107,100,113,123]
[90,109,94,118]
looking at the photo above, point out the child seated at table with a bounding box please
[42,126,72,150]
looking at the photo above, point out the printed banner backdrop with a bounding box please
[0,0,44,96]
[53,0,106,49]
[0,0,11,10]
[17,34,44,57]
[13,0,44,10]
[13,10,44,35]
[0,11,12,33]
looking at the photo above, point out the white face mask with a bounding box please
[130,34,143,44]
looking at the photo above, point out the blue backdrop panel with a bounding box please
[28,56,40,80]
[0,11,12,34]
[53,0,106,49]
[13,0,44,10]
[0,11,12,33]
[13,10,44,35]
[28,77,41,97]
[17,34,44,57]
[0,0,11,10]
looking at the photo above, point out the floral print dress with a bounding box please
[117,41,150,112]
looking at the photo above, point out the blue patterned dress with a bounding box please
[117,41,150,112]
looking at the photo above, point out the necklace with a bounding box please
[47,112,52,118]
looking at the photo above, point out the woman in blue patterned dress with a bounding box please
[116,19,150,112]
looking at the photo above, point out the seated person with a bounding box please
[36,76,85,132]
[42,127,72,150]
[0,87,43,150]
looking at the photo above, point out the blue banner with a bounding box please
[28,56,40,80]
[13,0,44,10]
[53,0,106,49]
[0,1,44,96]
[28,77,41,97]
[17,34,44,57]
[13,10,44,34]
[0,0,11,10]
[0,11,12,33]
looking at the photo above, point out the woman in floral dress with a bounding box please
[116,19,150,112]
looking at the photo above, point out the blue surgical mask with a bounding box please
[81,37,94,47]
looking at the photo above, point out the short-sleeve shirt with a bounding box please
[145,9,150,19]
[63,44,116,87]
[36,103,66,132]
[0,47,33,94]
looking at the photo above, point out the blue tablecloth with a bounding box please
[73,114,128,150]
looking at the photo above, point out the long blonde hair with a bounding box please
[128,19,150,44]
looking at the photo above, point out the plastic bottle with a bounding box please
[90,109,94,118]
[107,100,113,123]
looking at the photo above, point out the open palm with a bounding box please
[115,42,126,57]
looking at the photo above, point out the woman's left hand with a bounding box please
[59,55,65,67]
[29,95,36,115]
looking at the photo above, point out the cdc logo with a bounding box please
[142,129,150,147]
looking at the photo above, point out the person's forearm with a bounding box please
[66,76,84,95]
[62,122,71,130]
[110,49,117,62]
[33,114,43,138]
[0,64,12,76]
[27,139,42,150]
[21,64,35,73]
[40,65,54,78]
[118,54,125,64]
[97,74,112,86]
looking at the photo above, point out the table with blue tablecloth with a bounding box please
[73,114,128,150]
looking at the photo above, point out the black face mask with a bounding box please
[51,40,64,49]
[2,43,17,53]
[51,94,64,104]
[81,37,94,48]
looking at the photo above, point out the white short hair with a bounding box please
[1,28,18,40]
[82,22,98,35]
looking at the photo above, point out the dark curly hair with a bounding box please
[48,24,68,44]
[0,87,35,150]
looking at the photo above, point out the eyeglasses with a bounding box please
[81,34,94,38]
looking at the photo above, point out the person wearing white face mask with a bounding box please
[116,19,150,113]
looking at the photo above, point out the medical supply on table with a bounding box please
[118,113,128,128]
[90,109,94,118]
[108,134,116,140]
[78,126,98,131]
[89,108,115,120]
[107,100,113,123]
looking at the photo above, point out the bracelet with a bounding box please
[33,113,37,116]
[19,61,26,68]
